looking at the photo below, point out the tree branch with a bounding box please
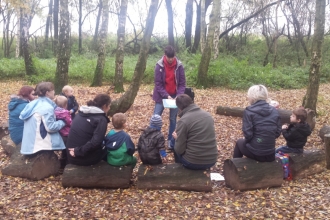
[219,0,285,39]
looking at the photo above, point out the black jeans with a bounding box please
[233,138,275,162]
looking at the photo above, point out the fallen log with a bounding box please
[223,149,325,191]
[289,150,325,179]
[324,134,330,169]
[137,163,212,192]
[319,125,330,142]
[0,121,9,140]
[62,161,134,189]
[223,158,283,191]
[1,136,61,180]
[216,106,316,130]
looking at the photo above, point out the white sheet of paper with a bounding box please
[210,173,225,181]
[162,99,177,108]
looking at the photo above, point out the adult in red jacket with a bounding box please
[152,45,186,149]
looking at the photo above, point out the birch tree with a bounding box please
[91,0,110,87]
[114,0,128,93]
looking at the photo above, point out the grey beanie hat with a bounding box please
[150,114,162,128]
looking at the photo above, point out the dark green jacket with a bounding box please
[174,104,218,164]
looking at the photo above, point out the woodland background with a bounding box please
[1,0,330,218]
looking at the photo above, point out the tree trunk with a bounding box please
[21,7,37,76]
[224,158,283,191]
[200,0,206,53]
[62,161,134,188]
[213,0,221,59]
[137,164,212,192]
[165,0,174,47]
[15,9,20,58]
[302,0,325,112]
[113,0,128,93]
[191,1,201,53]
[196,0,220,88]
[91,0,110,87]
[45,0,53,45]
[108,0,159,116]
[53,0,59,55]
[54,0,71,94]
[78,0,82,54]
[184,0,193,51]
[92,0,103,51]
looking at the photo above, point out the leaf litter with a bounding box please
[0,80,330,219]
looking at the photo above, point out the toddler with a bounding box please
[60,85,79,120]
[54,96,72,144]
[275,107,311,154]
[137,114,167,165]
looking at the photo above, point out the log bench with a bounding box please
[137,163,212,192]
[223,150,325,191]
[216,106,316,130]
[62,161,134,189]
[0,122,9,140]
[1,135,61,180]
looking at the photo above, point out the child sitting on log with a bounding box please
[60,85,79,120]
[276,107,312,154]
[104,113,137,166]
[54,96,72,145]
[137,114,167,165]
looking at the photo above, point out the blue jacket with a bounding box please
[243,100,282,156]
[19,97,65,155]
[8,96,29,145]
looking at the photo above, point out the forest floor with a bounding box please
[0,80,330,219]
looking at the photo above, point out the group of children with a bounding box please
[53,85,167,167]
[54,86,311,167]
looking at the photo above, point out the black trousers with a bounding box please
[233,138,275,162]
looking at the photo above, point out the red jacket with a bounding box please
[55,107,72,137]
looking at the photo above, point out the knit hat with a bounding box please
[150,114,162,128]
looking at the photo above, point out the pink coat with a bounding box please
[54,107,72,137]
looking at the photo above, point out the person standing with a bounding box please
[152,45,186,149]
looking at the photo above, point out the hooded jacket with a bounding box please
[137,127,165,165]
[152,56,186,103]
[243,100,282,156]
[8,95,29,145]
[60,93,79,119]
[174,104,218,165]
[282,122,311,148]
[54,107,72,137]
[19,97,65,155]
[66,106,110,166]
[104,130,136,166]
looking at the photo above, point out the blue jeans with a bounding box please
[154,100,178,141]
[275,146,303,154]
[174,150,215,170]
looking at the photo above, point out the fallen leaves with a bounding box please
[0,80,330,218]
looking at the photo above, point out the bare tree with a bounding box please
[165,0,174,47]
[184,0,193,51]
[109,0,159,116]
[91,0,110,87]
[114,0,128,93]
[196,0,220,87]
[54,0,71,93]
[45,0,53,45]
[303,0,326,112]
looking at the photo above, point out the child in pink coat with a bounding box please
[54,96,72,144]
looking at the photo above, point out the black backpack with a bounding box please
[184,87,195,102]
